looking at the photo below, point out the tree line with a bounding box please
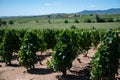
[0,19,14,27]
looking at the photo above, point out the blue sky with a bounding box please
[0,0,120,16]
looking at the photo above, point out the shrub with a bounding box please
[64,19,68,23]
[117,26,120,30]
[85,19,92,23]
[8,20,14,25]
[0,19,7,26]
[90,14,93,16]
[19,31,39,69]
[91,30,100,48]
[92,26,96,30]
[70,25,76,29]
[36,20,39,23]
[0,19,3,26]
[78,31,91,56]
[107,18,114,22]
[115,18,120,22]
[47,30,78,77]
[48,20,51,24]
[74,19,79,23]
[91,30,120,80]
[0,30,15,65]
[2,21,7,26]
[96,14,106,23]
[42,29,58,49]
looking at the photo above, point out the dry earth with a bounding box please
[0,49,120,80]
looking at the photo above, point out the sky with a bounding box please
[0,0,120,16]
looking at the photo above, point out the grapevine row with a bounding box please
[0,29,120,79]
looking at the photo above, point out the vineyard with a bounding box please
[0,28,120,80]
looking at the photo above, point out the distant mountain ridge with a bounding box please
[76,8,120,14]
[0,8,120,18]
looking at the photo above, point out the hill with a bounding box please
[77,8,120,14]
[0,8,120,18]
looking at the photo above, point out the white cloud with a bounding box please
[44,3,52,6]
[87,5,96,10]
[43,2,58,7]
[90,5,96,8]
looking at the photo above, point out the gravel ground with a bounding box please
[0,49,120,80]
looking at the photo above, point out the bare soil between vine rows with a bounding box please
[0,49,120,80]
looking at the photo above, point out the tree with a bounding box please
[95,14,106,23]
[107,18,114,22]
[48,20,51,24]
[9,20,14,25]
[74,14,77,17]
[85,19,92,23]
[90,14,93,16]
[36,20,39,23]
[70,25,76,29]
[0,19,7,26]
[64,19,68,23]
[0,19,2,26]
[2,21,7,26]
[95,14,101,23]
[48,15,51,18]
[74,19,79,23]
[116,18,120,22]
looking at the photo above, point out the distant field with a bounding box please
[0,14,120,30]
[2,22,119,30]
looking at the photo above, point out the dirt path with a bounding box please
[0,49,120,80]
